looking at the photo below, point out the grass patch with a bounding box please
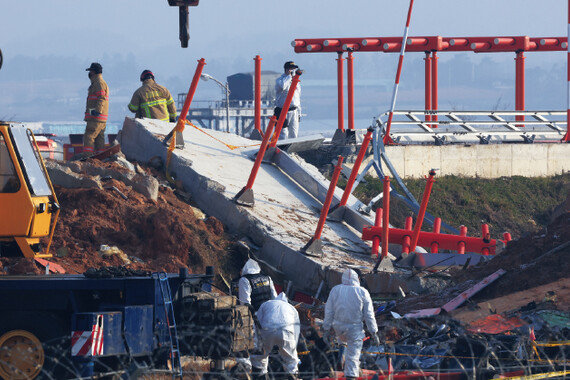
[347,173,570,239]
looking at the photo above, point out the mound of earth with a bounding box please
[1,159,247,286]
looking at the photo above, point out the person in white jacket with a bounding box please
[323,269,379,379]
[274,61,302,140]
[238,259,278,312]
[251,293,301,379]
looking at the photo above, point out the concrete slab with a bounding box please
[120,118,375,296]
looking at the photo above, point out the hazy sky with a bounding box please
[1,1,568,123]
[1,0,567,67]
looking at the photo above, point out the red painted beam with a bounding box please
[293,36,567,54]
[362,225,500,255]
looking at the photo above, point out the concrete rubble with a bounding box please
[45,153,159,200]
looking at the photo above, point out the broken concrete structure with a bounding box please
[46,157,159,200]
[120,117,398,296]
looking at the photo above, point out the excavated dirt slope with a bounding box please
[0,160,247,284]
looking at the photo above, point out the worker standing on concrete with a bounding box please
[128,70,177,122]
[275,61,302,140]
[84,62,109,155]
[238,258,277,311]
[323,268,380,380]
[251,293,300,380]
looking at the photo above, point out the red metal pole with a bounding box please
[381,176,391,258]
[337,127,373,207]
[243,117,276,190]
[312,156,344,240]
[431,51,438,128]
[347,50,355,130]
[254,55,262,134]
[409,169,436,253]
[382,0,416,145]
[458,225,468,254]
[177,58,206,124]
[166,58,206,150]
[402,216,413,255]
[337,52,345,132]
[371,208,382,257]
[515,51,525,127]
[270,72,302,147]
[430,217,441,253]
[424,52,432,126]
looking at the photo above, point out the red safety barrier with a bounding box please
[302,156,344,256]
[270,72,302,147]
[335,127,374,208]
[254,55,262,134]
[381,176,390,258]
[409,169,436,253]
[371,208,382,257]
[233,117,277,207]
[362,225,501,255]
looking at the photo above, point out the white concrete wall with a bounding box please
[364,143,570,178]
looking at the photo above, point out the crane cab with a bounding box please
[0,123,59,258]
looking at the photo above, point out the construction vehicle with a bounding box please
[0,268,253,379]
[0,123,60,258]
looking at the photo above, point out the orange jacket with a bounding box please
[84,74,109,122]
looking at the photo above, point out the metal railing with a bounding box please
[376,110,567,144]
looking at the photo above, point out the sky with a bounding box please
[1,1,567,67]
[0,1,568,123]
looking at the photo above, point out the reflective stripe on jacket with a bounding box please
[128,79,177,121]
[84,74,109,122]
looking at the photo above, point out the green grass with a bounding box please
[348,173,570,239]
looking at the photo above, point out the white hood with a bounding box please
[241,258,261,276]
[342,268,360,287]
[275,292,288,303]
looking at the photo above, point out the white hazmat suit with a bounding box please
[251,293,301,375]
[238,259,278,307]
[323,269,378,378]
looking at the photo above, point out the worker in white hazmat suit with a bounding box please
[251,293,301,379]
[238,258,278,312]
[323,269,379,379]
[237,258,278,375]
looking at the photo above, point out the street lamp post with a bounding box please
[200,73,231,133]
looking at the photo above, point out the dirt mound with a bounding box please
[0,158,248,284]
[451,200,570,301]
[393,195,570,315]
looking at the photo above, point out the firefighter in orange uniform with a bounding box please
[128,70,177,122]
[83,62,109,155]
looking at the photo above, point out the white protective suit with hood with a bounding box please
[323,269,378,378]
[251,293,301,375]
[238,259,278,307]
